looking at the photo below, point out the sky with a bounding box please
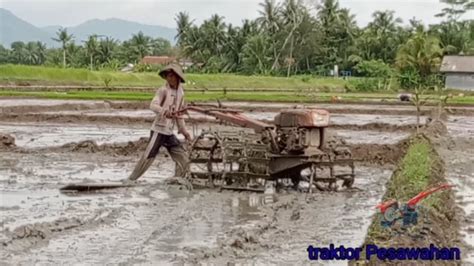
[1,0,473,29]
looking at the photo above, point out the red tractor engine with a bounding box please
[274,109,330,155]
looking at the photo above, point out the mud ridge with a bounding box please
[0,112,420,134]
[46,138,150,156]
[333,123,415,132]
[0,112,223,127]
[0,102,112,114]
[349,139,410,165]
[0,113,153,125]
[1,209,120,254]
[7,133,411,165]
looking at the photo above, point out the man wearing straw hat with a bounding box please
[128,64,192,181]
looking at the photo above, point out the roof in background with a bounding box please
[140,56,176,65]
[440,55,474,73]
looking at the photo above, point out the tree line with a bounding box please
[0,0,472,88]
[176,0,473,86]
[0,31,173,70]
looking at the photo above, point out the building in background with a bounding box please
[140,56,176,65]
[440,55,474,91]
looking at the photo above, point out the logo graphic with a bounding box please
[376,183,453,228]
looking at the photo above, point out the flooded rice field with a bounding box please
[1,98,473,264]
[0,150,392,264]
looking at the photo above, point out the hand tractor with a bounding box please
[183,103,355,192]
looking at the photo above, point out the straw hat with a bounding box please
[159,64,185,83]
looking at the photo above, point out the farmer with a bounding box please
[128,64,192,181]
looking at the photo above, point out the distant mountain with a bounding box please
[41,25,62,35]
[0,8,177,48]
[60,18,176,43]
[0,8,53,47]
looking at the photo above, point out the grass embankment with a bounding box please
[354,135,459,265]
[1,65,473,105]
[1,90,473,105]
[0,64,347,90]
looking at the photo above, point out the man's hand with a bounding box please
[164,110,185,119]
[181,130,192,142]
[163,110,173,118]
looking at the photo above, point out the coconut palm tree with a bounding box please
[84,35,99,70]
[257,0,281,34]
[396,32,443,79]
[52,27,74,68]
[175,12,193,48]
[24,42,39,65]
[367,10,403,62]
[130,32,152,62]
[36,42,47,65]
[97,37,117,65]
[10,41,25,64]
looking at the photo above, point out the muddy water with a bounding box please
[439,115,474,263]
[0,119,411,150]
[0,150,393,264]
[40,109,156,118]
[0,152,263,264]
[0,123,149,148]
[0,99,109,107]
[25,108,426,127]
[447,116,474,138]
[335,130,410,144]
[182,166,394,265]
[0,152,169,230]
[0,122,250,149]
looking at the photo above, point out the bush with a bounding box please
[347,77,389,92]
[300,75,310,83]
[134,63,163,73]
[202,56,222,74]
[398,68,444,90]
[354,60,393,78]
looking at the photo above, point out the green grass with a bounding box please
[1,90,473,105]
[2,65,473,105]
[385,138,433,202]
[0,64,347,89]
[0,64,163,87]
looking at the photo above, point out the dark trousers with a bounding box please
[128,131,189,180]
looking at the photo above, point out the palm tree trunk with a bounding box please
[271,23,298,71]
[287,36,294,78]
[90,55,93,71]
[63,49,66,68]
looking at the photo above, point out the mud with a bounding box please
[0,110,426,134]
[436,119,474,263]
[180,166,394,264]
[220,101,474,116]
[350,139,410,165]
[335,130,410,144]
[0,150,393,264]
[0,133,15,149]
[4,132,408,164]
[0,102,113,114]
[0,123,150,148]
[1,98,472,264]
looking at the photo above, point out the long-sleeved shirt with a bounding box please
[149,83,186,135]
